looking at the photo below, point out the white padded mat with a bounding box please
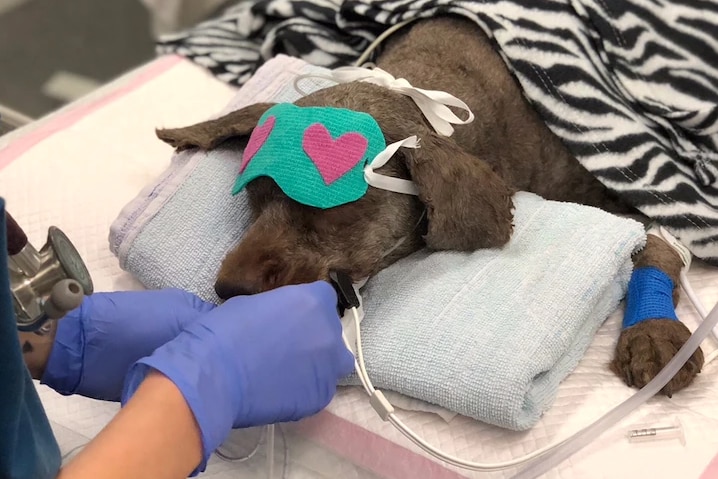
[1,55,718,479]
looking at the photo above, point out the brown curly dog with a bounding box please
[156,16,703,395]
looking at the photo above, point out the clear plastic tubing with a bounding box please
[513,299,718,479]
[266,424,275,479]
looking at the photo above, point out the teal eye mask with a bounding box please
[232,103,420,209]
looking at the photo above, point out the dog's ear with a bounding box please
[403,132,515,251]
[156,102,275,151]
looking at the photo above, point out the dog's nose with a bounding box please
[214,278,262,299]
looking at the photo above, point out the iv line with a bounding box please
[353,19,418,67]
[513,277,718,478]
[215,424,288,479]
[681,269,718,366]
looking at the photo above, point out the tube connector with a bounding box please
[627,417,685,446]
[646,224,692,270]
[329,270,360,312]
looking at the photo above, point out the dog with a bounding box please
[156,16,703,395]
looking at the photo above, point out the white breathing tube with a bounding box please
[342,257,718,477]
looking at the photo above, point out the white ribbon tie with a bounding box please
[294,65,475,137]
[364,136,421,196]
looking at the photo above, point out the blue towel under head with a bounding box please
[109,55,646,431]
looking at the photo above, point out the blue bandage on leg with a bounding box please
[623,266,678,329]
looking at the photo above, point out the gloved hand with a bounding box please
[41,289,216,401]
[121,281,355,475]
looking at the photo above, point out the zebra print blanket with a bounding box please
[157,0,718,265]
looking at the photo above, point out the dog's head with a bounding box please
[157,82,514,298]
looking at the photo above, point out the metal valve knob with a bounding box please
[44,279,86,320]
[7,211,93,332]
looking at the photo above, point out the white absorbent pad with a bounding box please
[2,54,718,479]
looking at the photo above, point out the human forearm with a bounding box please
[18,323,56,380]
[58,370,203,479]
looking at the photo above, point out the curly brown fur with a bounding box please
[374,18,631,214]
[610,319,703,397]
[158,15,699,393]
[157,102,274,151]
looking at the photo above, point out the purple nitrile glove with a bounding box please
[121,281,355,475]
[41,288,216,401]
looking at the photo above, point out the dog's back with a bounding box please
[376,17,628,212]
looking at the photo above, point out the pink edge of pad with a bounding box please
[0,55,184,172]
[700,451,718,479]
[291,410,470,479]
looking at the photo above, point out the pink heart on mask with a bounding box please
[240,116,276,173]
[302,123,369,185]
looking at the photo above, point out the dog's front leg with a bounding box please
[610,235,704,396]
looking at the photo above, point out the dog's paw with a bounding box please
[610,319,703,397]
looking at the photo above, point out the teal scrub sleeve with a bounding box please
[0,198,61,479]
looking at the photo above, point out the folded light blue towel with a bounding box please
[110,55,646,430]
